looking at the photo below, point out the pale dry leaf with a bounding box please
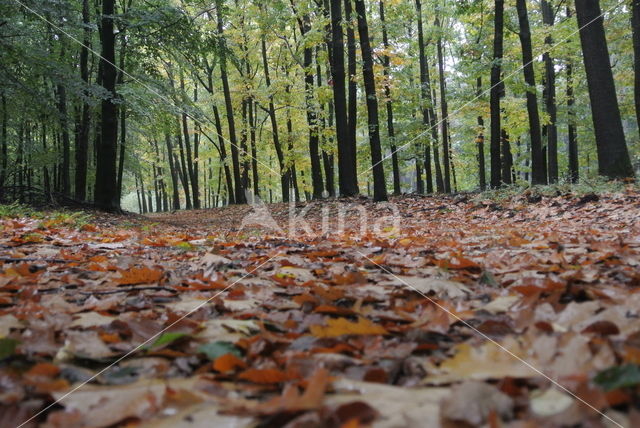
[328,378,449,428]
[442,380,513,425]
[530,388,574,417]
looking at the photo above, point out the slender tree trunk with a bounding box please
[566,58,579,183]
[324,100,336,197]
[344,0,358,178]
[501,129,513,184]
[0,94,6,195]
[490,0,503,188]
[330,0,358,197]
[380,0,401,195]
[476,77,486,190]
[135,175,142,213]
[191,84,201,208]
[176,119,192,209]
[435,18,451,193]
[294,9,324,199]
[354,0,387,201]
[95,0,120,211]
[164,132,181,210]
[249,99,259,197]
[576,0,634,179]
[416,0,439,193]
[74,0,91,201]
[216,0,246,203]
[55,48,71,196]
[213,104,235,204]
[633,0,640,139]
[139,173,148,213]
[115,21,128,200]
[516,0,546,185]
[542,0,558,182]
[42,123,51,198]
[240,98,250,190]
[260,37,289,201]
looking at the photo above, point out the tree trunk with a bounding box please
[516,0,546,185]
[260,37,289,201]
[633,0,640,139]
[476,77,486,190]
[380,0,401,195]
[354,0,387,202]
[542,0,558,183]
[55,48,71,196]
[94,0,120,211]
[176,119,192,209]
[74,0,91,201]
[501,129,513,184]
[490,0,503,188]
[164,132,181,210]
[249,98,259,197]
[294,9,324,199]
[344,0,358,179]
[330,0,358,197]
[576,0,633,179]
[213,104,235,204]
[435,18,451,193]
[566,59,579,183]
[216,0,246,203]
[0,94,6,195]
[416,0,439,193]
[576,0,634,179]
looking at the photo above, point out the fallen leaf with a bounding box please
[116,266,163,285]
[213,353,246,372]
[310,317,388,338]
[238,368,290,384]
[442,380,513,425]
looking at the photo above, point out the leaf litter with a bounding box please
[1,191,640,426]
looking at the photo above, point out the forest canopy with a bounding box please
[0,0,638,212]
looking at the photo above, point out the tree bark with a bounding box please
[176,119,192,209]
[490,0,503,188]
[476,77,486,190]
[164,132,181,210]
[566,59,579,183]
[516,0,546,185]
[541,0,558,182]
[576,0,634,179]
[213,104,235,204]
[293,7,324,199]
[94,0,120,211]
[216,0,246,203]
[380,0,401,195]
[330,0,359,197]
[260,36,289,201]
[435,18,451,193]
[55,47,71,196]
[633,0,640,139]
[415,0,439,193]
[354,0,387,202]
[75,0,90,201]
[344,0,358,178]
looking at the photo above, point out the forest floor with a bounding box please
[1,187,640,427]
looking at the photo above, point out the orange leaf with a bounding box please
[116,266,163,285]
[238,368,289,384]
[26,362,60,378]
[310,317,388,338]
[213,353,246,372]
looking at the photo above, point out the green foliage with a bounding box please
[197,341,242,360]
[594,364,640,391]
